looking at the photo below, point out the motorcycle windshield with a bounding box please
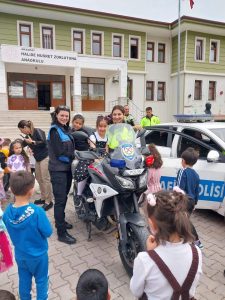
[108,124,142,169]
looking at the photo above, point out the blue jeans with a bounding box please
[16,253,48,300]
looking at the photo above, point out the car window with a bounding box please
[145,126,177,147]
[178,128,223,159]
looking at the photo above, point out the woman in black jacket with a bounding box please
[47,105,76,245]
[18,120,53,211]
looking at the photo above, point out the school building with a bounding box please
[0,0,225,122]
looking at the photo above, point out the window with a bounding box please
[195,38,204,61]
[147,42,154,62]
[73,30,83,54]
[210,41,218,63]
[8,81,24,98]
[92,33,102,55]
[113,35,122,57]
[127,79,133,100]
[157,82,165,101]
[19,24,31,47]
[178,129,223,159]
[194,80,202,100]
[42,26,53,49]
[146,81,154,100]
[82,77,104,100]
[52,82,63,99]
[145,126,177,149]
[208,81,216,101]
[25,82,36,98]
[130,37,139,59]
[158,43,165,63]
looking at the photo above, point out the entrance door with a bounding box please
[37,82,51,110]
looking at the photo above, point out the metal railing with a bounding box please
[110,98,144,124]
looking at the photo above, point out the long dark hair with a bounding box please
[146,190,194,244]
[9,139,30,166]
[51,105,71,126]
[18,120,34,135]
[148,143,163,169]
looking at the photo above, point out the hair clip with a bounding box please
[147,193,157,206]
[173,186,185,195]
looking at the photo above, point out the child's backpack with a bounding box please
[139,244,198,300]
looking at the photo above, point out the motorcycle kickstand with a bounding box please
[86,221,92,241]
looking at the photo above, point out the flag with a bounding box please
[190,0,194,9]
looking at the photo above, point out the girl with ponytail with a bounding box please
[130,190,202,300]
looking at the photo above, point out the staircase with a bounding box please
[0,110,106,140]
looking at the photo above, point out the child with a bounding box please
[0,290,16,300]
[3,171,52,300]
[7,139,30,172]
[146,143,163,194]
[0,204,13,273]
[76,269,110,300]
[176,147,203,249]
[0,166,6,204]
[130,190,202,300]
[72,114,92,215]
[89,115,108,156]
[0,138,11,192]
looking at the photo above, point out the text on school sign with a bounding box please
[1,45,77,67]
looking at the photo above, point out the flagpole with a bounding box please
[177,0,181,114]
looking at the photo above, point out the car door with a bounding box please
[161,127,225,214]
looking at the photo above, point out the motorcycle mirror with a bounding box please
[141,147,151,156]
[71,130,89,139]
[136,128,146,138]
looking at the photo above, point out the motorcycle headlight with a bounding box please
[115,176,135,189]
[139,172,148,188]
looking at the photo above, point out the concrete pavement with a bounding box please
[1,194,225,300]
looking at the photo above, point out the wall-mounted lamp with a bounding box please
[188,94,192,98]
[112,75,119,83]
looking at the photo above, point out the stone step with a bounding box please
[0,110,109,140]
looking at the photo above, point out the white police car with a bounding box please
[144,116,225,216]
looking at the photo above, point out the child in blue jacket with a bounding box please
[3,171,52,300]
[176,147,203,249]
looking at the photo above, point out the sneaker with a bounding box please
[42,202,53,211]
[194,240,204,250]
[34,199,45,205]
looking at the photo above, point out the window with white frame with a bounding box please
[113,35,122,57]
[146,42,154,62]
[19,23,32,47]
[158,43,165,63]
[41,26,54,49]
[157,82,165,101]
[92,33,102,55]
[210,40,219,63]
[195,38,204,61]
[73,30,84,54]
[146,81,154,100]
[208,81,216,101]
[130,37,139,59]
[194,80,202,100]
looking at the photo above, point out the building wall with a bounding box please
[145,36,171,122]
[171,32,186,74]
[186,31,225,73]
[0,12,146,72]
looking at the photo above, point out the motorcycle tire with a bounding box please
[119,223,149,277]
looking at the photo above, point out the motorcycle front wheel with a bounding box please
[118,223,149,277]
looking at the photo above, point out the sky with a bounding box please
[29,0,225,23]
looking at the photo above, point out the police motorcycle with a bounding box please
[71,124,152,276]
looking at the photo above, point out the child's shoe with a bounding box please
[194,239,204,250]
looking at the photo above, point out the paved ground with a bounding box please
[1,191,225,300]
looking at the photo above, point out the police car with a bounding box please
[144,115,225,216]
